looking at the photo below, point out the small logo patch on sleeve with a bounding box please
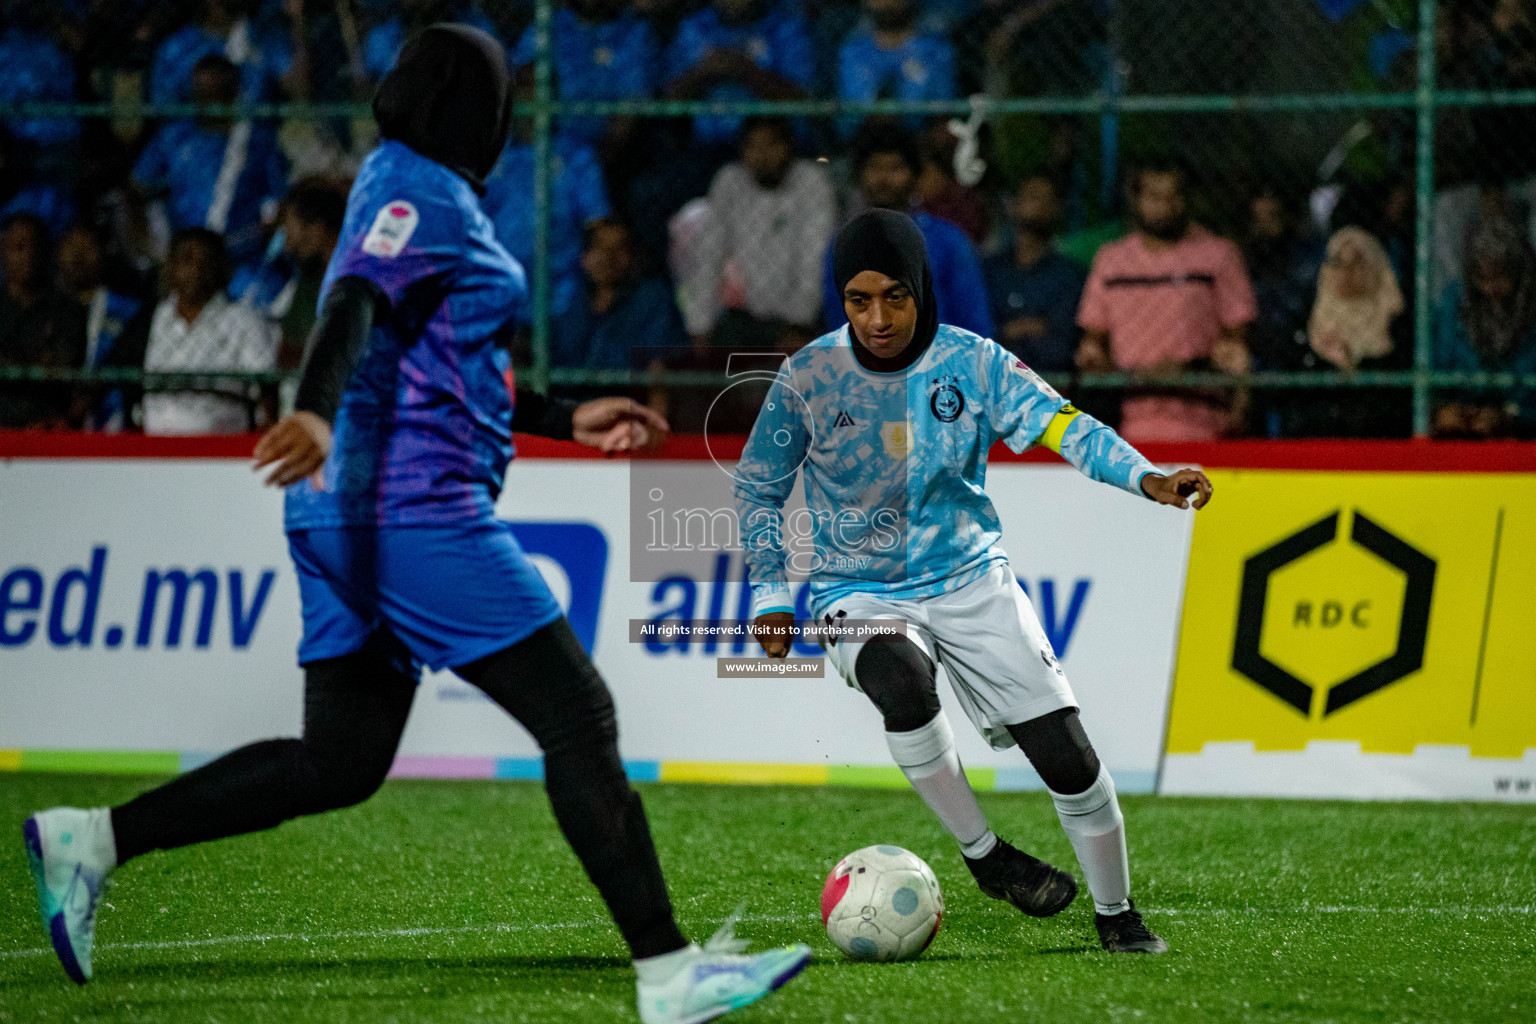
[1009,358,1062,400]
[361,200,419,258]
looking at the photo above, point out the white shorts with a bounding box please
[816,562,1077,750]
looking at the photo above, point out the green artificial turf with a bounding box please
[2,775,1532,1023]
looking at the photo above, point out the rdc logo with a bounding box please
[1231,509,1435,718]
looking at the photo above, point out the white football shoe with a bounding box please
[636,916,811,1024]
[24,806,116,984]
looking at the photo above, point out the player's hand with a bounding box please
[572,397,670,454]
[1140,468,1213,510]
[254,410,332,489]
[751,611,795,659]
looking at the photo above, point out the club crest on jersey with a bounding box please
[831,409,857,428]
[928,375,965,423]
[881,420,913,458]
[1009,358,1061,400]
[361,200,419,258]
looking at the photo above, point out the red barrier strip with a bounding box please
[3,431,1535,471]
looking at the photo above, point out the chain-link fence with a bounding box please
[0,0,1533,439]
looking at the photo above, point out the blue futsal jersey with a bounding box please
[284,140,527,532]
[282,140,561,669]
[511,9,658,146]
[735,324,1160,618]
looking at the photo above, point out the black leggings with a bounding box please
[111,617,686,959]
[854,636,1102,795]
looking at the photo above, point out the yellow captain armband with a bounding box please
[1037,404,1081,454]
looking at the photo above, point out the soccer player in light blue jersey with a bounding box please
[740,210,1215,953]
[24,25,809,1022]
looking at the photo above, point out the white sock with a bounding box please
[634,942,698,984]
[1049,767,1130,915]
[886,712,995,857]
[961,829,999,860]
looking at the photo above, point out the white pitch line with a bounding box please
[1155,905,1535,917]
[3,905,1531,963]
[0,912,814,962]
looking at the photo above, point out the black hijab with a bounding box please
[832,210,939,372]
[373,23,512,194]
[1463,215,1536,364]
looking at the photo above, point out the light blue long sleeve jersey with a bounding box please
[735,324,1161,620]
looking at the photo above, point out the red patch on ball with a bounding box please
[820,860,851,926]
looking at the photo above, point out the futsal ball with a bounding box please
[821,845,943,961]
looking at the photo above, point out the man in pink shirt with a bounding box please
[1075,160,1255,441]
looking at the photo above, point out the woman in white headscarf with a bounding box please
[1307,226,1405,369]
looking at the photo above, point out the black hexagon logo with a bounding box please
[1231,510,1436,717]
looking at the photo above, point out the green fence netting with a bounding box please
[2,0,1536,438]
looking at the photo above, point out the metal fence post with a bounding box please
[531,0,554,394]
[1101,0,1124,216]
[1413,0,1437,437]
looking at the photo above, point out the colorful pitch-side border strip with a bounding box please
[0,750,1156,794]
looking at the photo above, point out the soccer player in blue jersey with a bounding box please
[741,210,1215,953]
[24,26,809,1022]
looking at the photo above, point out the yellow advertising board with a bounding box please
[1163,470,1536,799]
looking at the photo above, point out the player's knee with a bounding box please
[537,670,620,758]
[1007,708,1102,795]
[855,637,941,733]
[325,762,391,809]
[571,688,620,754]
[1049,765,1121,832]
[302,741,392,810]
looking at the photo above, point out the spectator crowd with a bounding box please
[0,0,1533,439]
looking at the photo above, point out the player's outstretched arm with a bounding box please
[255,275,384,489]
[1033,401,1215,510]
[571,397,669,453]
[1139,467,1214,510]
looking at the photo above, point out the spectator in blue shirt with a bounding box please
[150,0,301,104]
[982,175,1085,372]
[57,223,142,368]
[511,0,658,153]
[822,121,993,338]
[483,70,612,323]
[0,13,80,155]
[553,217,685,378]
[57,223,146,430]
[363,0,500,82]
[232,175,347,370]
[664,0,814,149]
[837,0,957,135]
[132,55,290,267]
